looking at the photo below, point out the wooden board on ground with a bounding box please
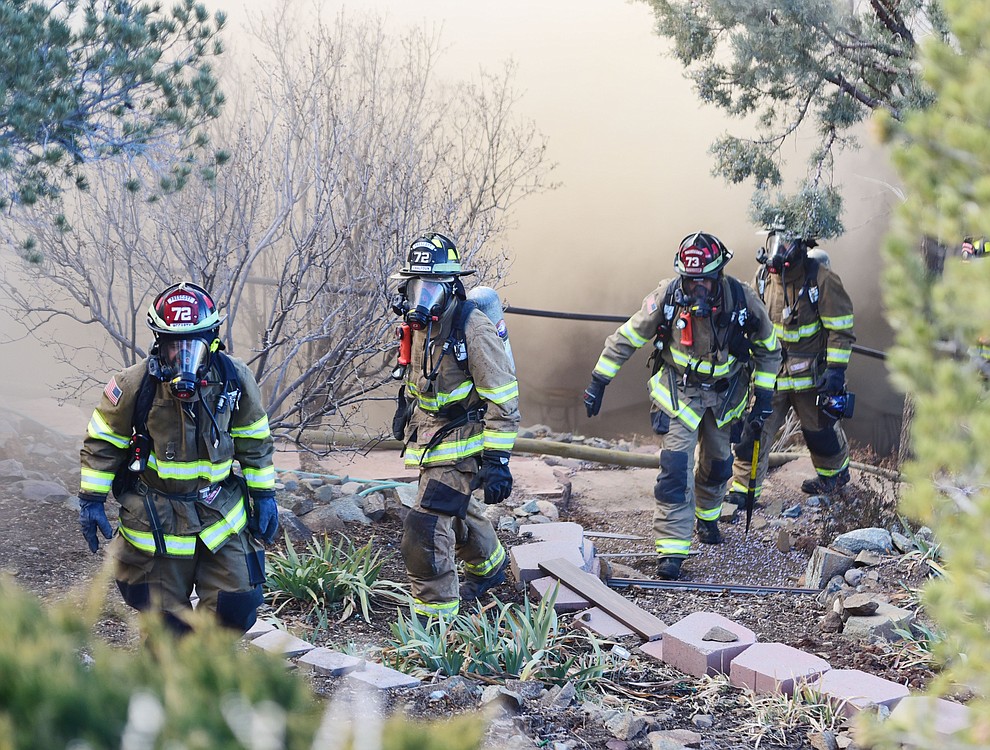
[538,557,666,641]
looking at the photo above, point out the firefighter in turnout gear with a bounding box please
[78,282,277,634]
[391,233,520,620]
[729,229,856,504]
[584,232,780,580]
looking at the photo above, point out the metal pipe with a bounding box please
[607,577,822,596]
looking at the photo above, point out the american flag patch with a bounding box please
[647,294,658,314]
[104,377,122,406]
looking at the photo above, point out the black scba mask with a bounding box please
[395,278,453,330]
[763,234,808,275]
[674,277,721,318]
[158,336,213,399]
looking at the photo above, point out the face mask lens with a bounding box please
[404,279,449,329]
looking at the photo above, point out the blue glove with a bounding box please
[583,375,608,418]
[249,496,280,544]
[478,451,513,505]
[745,388,774,431]
[78,495,113,553]
[817,367,846,395]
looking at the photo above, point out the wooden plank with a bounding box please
[538,557,666,641]
[583,532,647,540]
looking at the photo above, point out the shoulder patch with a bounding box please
[647,294,658,314]
[104,376,122,406]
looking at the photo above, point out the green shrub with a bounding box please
[265,534,408,623]
[0,575,485,750]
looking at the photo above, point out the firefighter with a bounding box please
[962,236,989,260]
[583,232,780,580]
[390,233,520,620]
[728,229,856,505]
[78,282,277,634]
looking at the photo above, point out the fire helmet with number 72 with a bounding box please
[146,282,226,399]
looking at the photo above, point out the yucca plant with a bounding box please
[266,534,408,623]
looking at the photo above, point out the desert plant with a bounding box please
[385,593,618,695]
[736,680,848,747]
[892,620,950,671]
[265,534,407,623]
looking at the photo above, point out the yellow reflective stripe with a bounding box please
[407,381,473,412]
[87,411,130,449]
[618,321,648,348]
[476,380,519,404]
[81,467,114,494]
[464,544,506,577]
[669,349,735,378]
[715,395,748,427]
[147,454,232,484]
[754,329,779,350]
[243,465,276,490]
[776,375,816,390]
[119,525,197,556]
[482,430,516,452]
[230,415,271,440]
[775,320,822,342]
[821,314,853,329]
[826,348,851,365]
[412,598,459,617]
[752,370,777,389]
[731,480,764,497]
[404,434,485,466]
[815,459,849,478]
[199,499,249,551]
[594,355,620,379]
[696,505,721,522]
[648,376,701,430]
[655,538,690,555]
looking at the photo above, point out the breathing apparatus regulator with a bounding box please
[146,281,226,400]
[817,390,855,420]
[671,231,732,345]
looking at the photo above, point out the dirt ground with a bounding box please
[0,401,941,750]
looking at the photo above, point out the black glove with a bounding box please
[583,375,608,418]
[733,421,759,461]
[78,495,113,553]
[249,495,280,544]
[817,367,846,395]
[478,450,513,505]
[392,385,410,441]
[746,388,774,431]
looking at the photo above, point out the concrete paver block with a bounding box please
[346,661,421,689]
[730,642,830,695]
[297,648,365,676]
[529,576,591,612]
[243,618,276,640]
[518,521,584,546]
[572,607,635,638]
[888,695,971,742]
[510,540,585,584]
[811,669,910,717]
[250,629,315,657]
[638,639,663,663]
[661,611,757,678]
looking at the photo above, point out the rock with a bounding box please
[854,550,882,567]
[297,505,345,534]
[358,491,387,522]
[285,494,313,516]
[831,528,893,555]
[843,568,865,587]
[842,593,880,617]
[808,730,839,750]
[820,611,844,633]
[891,530,915,553]
[15,479,69,504]
[844,603,915,640]
[701,626,738,643]
[391,482,419,508]
[535,500,559,521]
[782,503,802,518]
[604,711,648,741]
[503,679,546,701]
[690,714,714,729]
[276,511,314,542]
[805,546,855,588]
[0,458,27,482]
[776,529,792,553]
[498,516,519,533]
[315,484,338,502]
[328,496,371,524]
[648,729,702,749]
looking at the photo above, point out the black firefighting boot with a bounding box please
[800,468,850,495]
[726,491,747,506]
[696,518,722,545]
[459,557,509,603]
[656,556,684,581]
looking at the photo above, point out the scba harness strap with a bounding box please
[112,352,242,498]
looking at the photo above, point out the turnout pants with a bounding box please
[730,388,849,499]
[654,407,733,558]
[401,457,505,618]
[110,481,266,634]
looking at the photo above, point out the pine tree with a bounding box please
[0,0,226,206]
[641,0,947,236]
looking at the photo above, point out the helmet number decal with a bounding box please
[411,250,434,264]
[172,306,193,323]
